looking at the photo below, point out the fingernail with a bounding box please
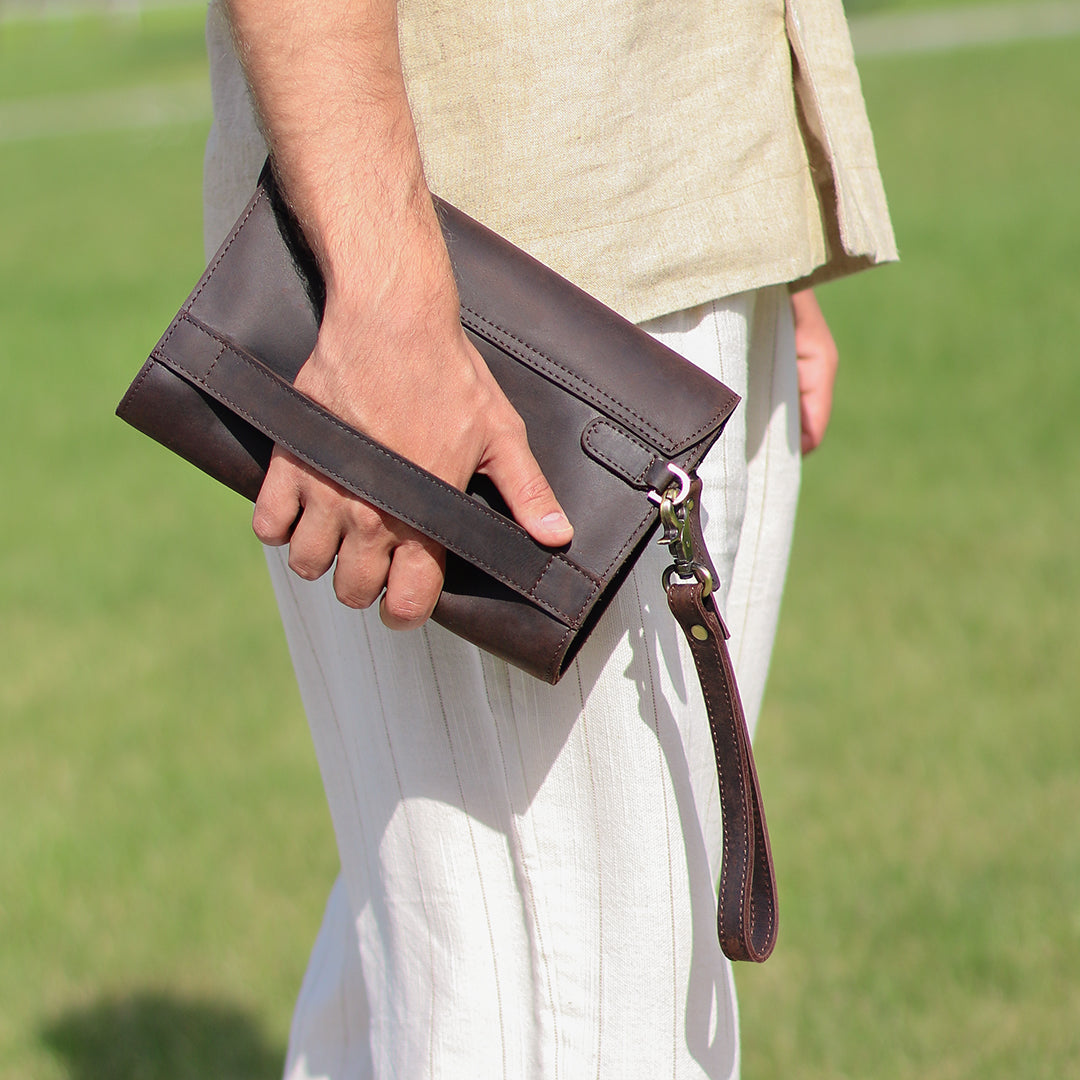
[540,511,572,533]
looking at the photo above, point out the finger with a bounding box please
[799,385,832,455]
[332,527,393,609]
[252,451,303,546]
[286,503,344,581]
[800,407,819,455]
[482,416,573,547]
[379,534,446,630]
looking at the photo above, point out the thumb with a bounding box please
[482,428,573,548]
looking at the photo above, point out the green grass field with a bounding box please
[2,4,1079,1078]
[737,24,1080,1080]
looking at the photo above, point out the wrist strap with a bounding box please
[667,580,777,961]
[152,312,600,627]
[654,469,777,962]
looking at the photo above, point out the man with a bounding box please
[203,0,895,1075]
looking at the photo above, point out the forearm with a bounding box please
[225,0,571,625]
[223,0,453,316]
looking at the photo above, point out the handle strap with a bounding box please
[652,470,777,962]
[667,581,778,962]
[154,312,601,627]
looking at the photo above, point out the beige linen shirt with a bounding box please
[397,0,896,322]
[206,0,895,324]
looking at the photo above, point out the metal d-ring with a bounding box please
[662,561,715,598]
[649,463,714,599]
[647,462,692,508]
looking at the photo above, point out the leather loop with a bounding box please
[154,313,602,628]
[667,580,778,962]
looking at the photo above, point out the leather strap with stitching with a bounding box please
[667,580,777,962]
[153,314,602,628]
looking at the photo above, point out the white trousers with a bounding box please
[264,292,800,1080]
[202,18,801,1070]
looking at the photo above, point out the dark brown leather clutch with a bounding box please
[119,163,740,680]
[117,162,777,961]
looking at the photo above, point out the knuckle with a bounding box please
[515,472,553,508]
[252,503,287,544]
[382,591,431,628]
[335,585,377,610]
[382,550,442,628]
[342,499,385,536]
[252,514,274,544]
[288,551,329,581]
[497,409,528,442]
[333,565,383,610]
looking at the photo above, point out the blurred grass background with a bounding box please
[2,2,1078,1078]
[1,6,334,1079]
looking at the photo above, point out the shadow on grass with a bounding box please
[41,991,284,1080]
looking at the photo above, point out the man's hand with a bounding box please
[791,287,840,455]
[227,0,571,629]
[252,285,572,630]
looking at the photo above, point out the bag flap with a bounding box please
[168,168,739,462]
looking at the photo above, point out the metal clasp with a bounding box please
[648,464,714,597]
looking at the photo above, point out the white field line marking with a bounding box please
[850,0,1080,56]
[3,1,1080,144]
[0,78,209,143]
[0,0,202,26]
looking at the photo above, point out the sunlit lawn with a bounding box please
[2,5,1078,1078]
[738,28,1080,1080]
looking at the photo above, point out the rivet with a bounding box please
[691,624,709,641]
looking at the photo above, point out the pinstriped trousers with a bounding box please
[261,289,801,1080]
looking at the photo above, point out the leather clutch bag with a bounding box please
[117,162,777,961]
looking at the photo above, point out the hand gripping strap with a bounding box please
[666,581,778,962]
[152,313,602,628]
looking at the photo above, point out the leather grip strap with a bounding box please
[667,581,778,962]
[153,313,602,628]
